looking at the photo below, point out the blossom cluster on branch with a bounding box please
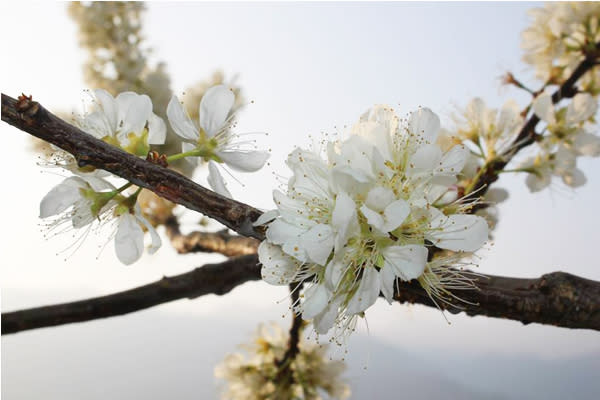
[215,323,350,400]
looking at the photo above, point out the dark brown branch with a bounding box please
[1,255,261,335]
[3,264,599,335]
[466,44,600,205]
[1,93,265,240]
[277,283,304,368]
[164,216,259,256]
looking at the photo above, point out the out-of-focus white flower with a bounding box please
[257,105,488,336]
[454,98,524,159]
[214,323,350,400]
[521,2,600,86]
[79,89,166,155]
[167,85,269,198]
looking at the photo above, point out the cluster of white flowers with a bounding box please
[214,323,350,400]
[41,90,165,265]
[257,106,488,335]
[520,92,600,191]
[40,85,267,264]
[521,2,600,92]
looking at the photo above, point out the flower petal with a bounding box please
[199,85,235,137]
[562,168,587,188]
[167,95,199,141]
[331,191,359,251]
[135,207,162,254]
[345,267,380,315]
[532,92,556,125]
[147,113,167,145]
[379,265,397,303]
[39,176,87,218]
[216,150,270,172]
[253,209,279,227]
[312,296,342,334]
[382,245,427,281]
[116,92,152,137]
[365,187,395,211]
[427,210,488,252]
[566,93,597,125]
[360,205,385,231]
[574,132,600,157]
[93,89,118,131]
[382,199,410,232]
[302,283,332,319]
[299,223,334,265]
[408,107,440,143]
[115,213,145,265]
[258,241,298,285]
[207,161,232,199]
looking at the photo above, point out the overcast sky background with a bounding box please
[1,2,599,399]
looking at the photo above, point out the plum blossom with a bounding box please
[78,89,166,156]
[521,92,599,191]
[521,2,600,88]
[167,84,269,198]
[214,323,350,400]
[39,175,161,265]
[454,98,524,160]
[257,105,488,335]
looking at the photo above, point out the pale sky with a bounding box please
[1,2,599,399]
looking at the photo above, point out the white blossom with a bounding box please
[167,85,269,197]
[257,105,488,335]
[214,323,350,400]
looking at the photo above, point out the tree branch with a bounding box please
[164,216,259,256]
[3,260,599,335]
[1,93,265,240]
[1,255,261,335]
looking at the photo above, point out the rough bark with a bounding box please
[164,216,259,256]
[3,261,599,335]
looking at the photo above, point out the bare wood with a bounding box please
[1,93,265,240]
[3,260,599,334]
[1,255,261,335]
[164,216,259,256]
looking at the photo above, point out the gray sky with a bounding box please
[1,2,599,399]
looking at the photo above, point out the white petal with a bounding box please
[147,113,167,145]
[258,241,298,285]
[39,177,87,218]
[566,93,597,125]
[438,144,469,175]
[562,168,587,188]
[299,223,334,265]
[574,132,600,156]
[312,297,342,334]
[302,284,332,319]
[266,218,305,246]
[345,267,380,315]
[382,199,410,232]
[324,259,347,291]
[207,161,232,199]
[216,150,269,172]
[331,192,359,251]
[167,95,199,141]
[360,205,385,231]
[93,89,118,131]
[199,85,235,137]
[253,209,279,227]
[408,107,441,143]
[116,92,152,136]
[115,213,145,265]
[382,245,427,281]
[532,93,556,125]
[428,212,488,252]
[408,144,443,174]
[526,170,551,192]
[136,208,162,254]
[83,111,113,139]
[365,187,395,211]
[379,265,397,304]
